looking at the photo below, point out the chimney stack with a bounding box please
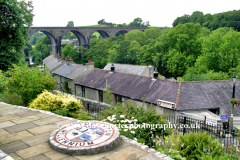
[110,63,115,72]
[148,65,154,77]
[153,68,158,79]
[85,60,94,72]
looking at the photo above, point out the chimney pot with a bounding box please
[111,63,115,72]
[153,68,158,79]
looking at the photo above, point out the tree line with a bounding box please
[173,10,240,31]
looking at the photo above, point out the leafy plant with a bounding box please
[63,81,71,94]
[5,64,57,105]
[0,91,24,106]
[54,107,68,116]
[77,109,94,120]
[29,90,82,117]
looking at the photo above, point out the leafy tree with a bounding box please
[5,64,57,105]
[193,27,240,73]
[164,23,205,77]
[29,35,51,65]
[66,21,74,27]
[0,0,33,71]
[29,32,44,45]
[86,39,112,68]
[98,19,106,25]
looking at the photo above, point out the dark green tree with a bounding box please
[0,0,33,71]
[66,21,74,27]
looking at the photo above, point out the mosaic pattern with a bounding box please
[49,121,121,155]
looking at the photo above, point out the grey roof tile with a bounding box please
[103,63,147,76]
[53,64,86,80]
[75,69,179,104]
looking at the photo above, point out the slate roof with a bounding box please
[43,55,63,72]
[53,64,86,80]
[103,63,148,76]
[75,69,179,104]
[177,81,240,115]
[75,69,240,116]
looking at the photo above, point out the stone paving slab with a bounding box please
[74,149,117,160]
[15,142,53,159]
[0,102,168,160]
[0,130,34,144]
[4,122,38,133]
[0,114,20,123]
[0,141,29,154]
[8,153,23,160]
[22,131,51,146]
[104,145,148,160]
[0,121,16,129]
[0,129,10,136]
[139,153,164,160]
[0,109,27,116]
[24,154,51,160]
[27,124,58,135]
[33,116,63,126]
[11,115,41,124]
[16,111,41,118]
[44,150,69,160]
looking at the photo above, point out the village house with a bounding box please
[52,60,94,95]
[43,55,65,74]
[75,64,240,119]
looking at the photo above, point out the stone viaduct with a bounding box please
[27,27,150,56]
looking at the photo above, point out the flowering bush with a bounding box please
[29,90,82,117]
[100,101,171,146]
[230,98,240,108]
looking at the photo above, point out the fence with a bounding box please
[147,115,239,152]
[54,90,239,151]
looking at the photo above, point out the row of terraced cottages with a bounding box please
[43,55,240,120]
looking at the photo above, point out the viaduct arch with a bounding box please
[27,27,150,56]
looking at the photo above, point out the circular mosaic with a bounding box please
[49,121,121,155]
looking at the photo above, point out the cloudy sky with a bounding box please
[31,0,240,27]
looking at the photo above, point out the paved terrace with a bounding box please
[0,102,171,160]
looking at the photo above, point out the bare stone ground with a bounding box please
[0,103,167,160]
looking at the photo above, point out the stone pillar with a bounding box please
[55,36,62,56]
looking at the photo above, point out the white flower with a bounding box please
[133,119,138,122]
[107,116,111,120]
[120,120,125,123]
[181,143,184,147]
[102,119,107,122]
[128,120,132,123]
[120,115,124,118]
[131,117,134,119]
[112,114,116,118]
[125,119,129,123]
[124,129,128,132]
[134,138,137,141]
[131,131,135,134]
[117,120,119,122]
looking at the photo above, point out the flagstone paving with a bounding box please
[0,102,170,160]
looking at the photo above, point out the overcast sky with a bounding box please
[31,0,240,27]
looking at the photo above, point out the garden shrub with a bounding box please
[100,85,171,146]
[0,91,24,106]
[5,64,57,105]
[156,131,237,160]
[29,90,82,117]
[0,70,6,93]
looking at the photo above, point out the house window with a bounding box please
[116,95,124,106]
[99,91,103,102]
[81,86,85,98]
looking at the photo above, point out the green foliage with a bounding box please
[62,44,87,64]
[29,35,51,65]
[5,64,57,105]
[172,10,240,31]
[29,90,82,117]
[0,91,24,106]
[77,109,94,120]
[63,81,71,94]
[100,86,171,146]
[0,0,33,71]
[157,132,232,160]
[66,21,74,27]
[0,70,6,93]
[54,107,68,116]
[29,32,44,45]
